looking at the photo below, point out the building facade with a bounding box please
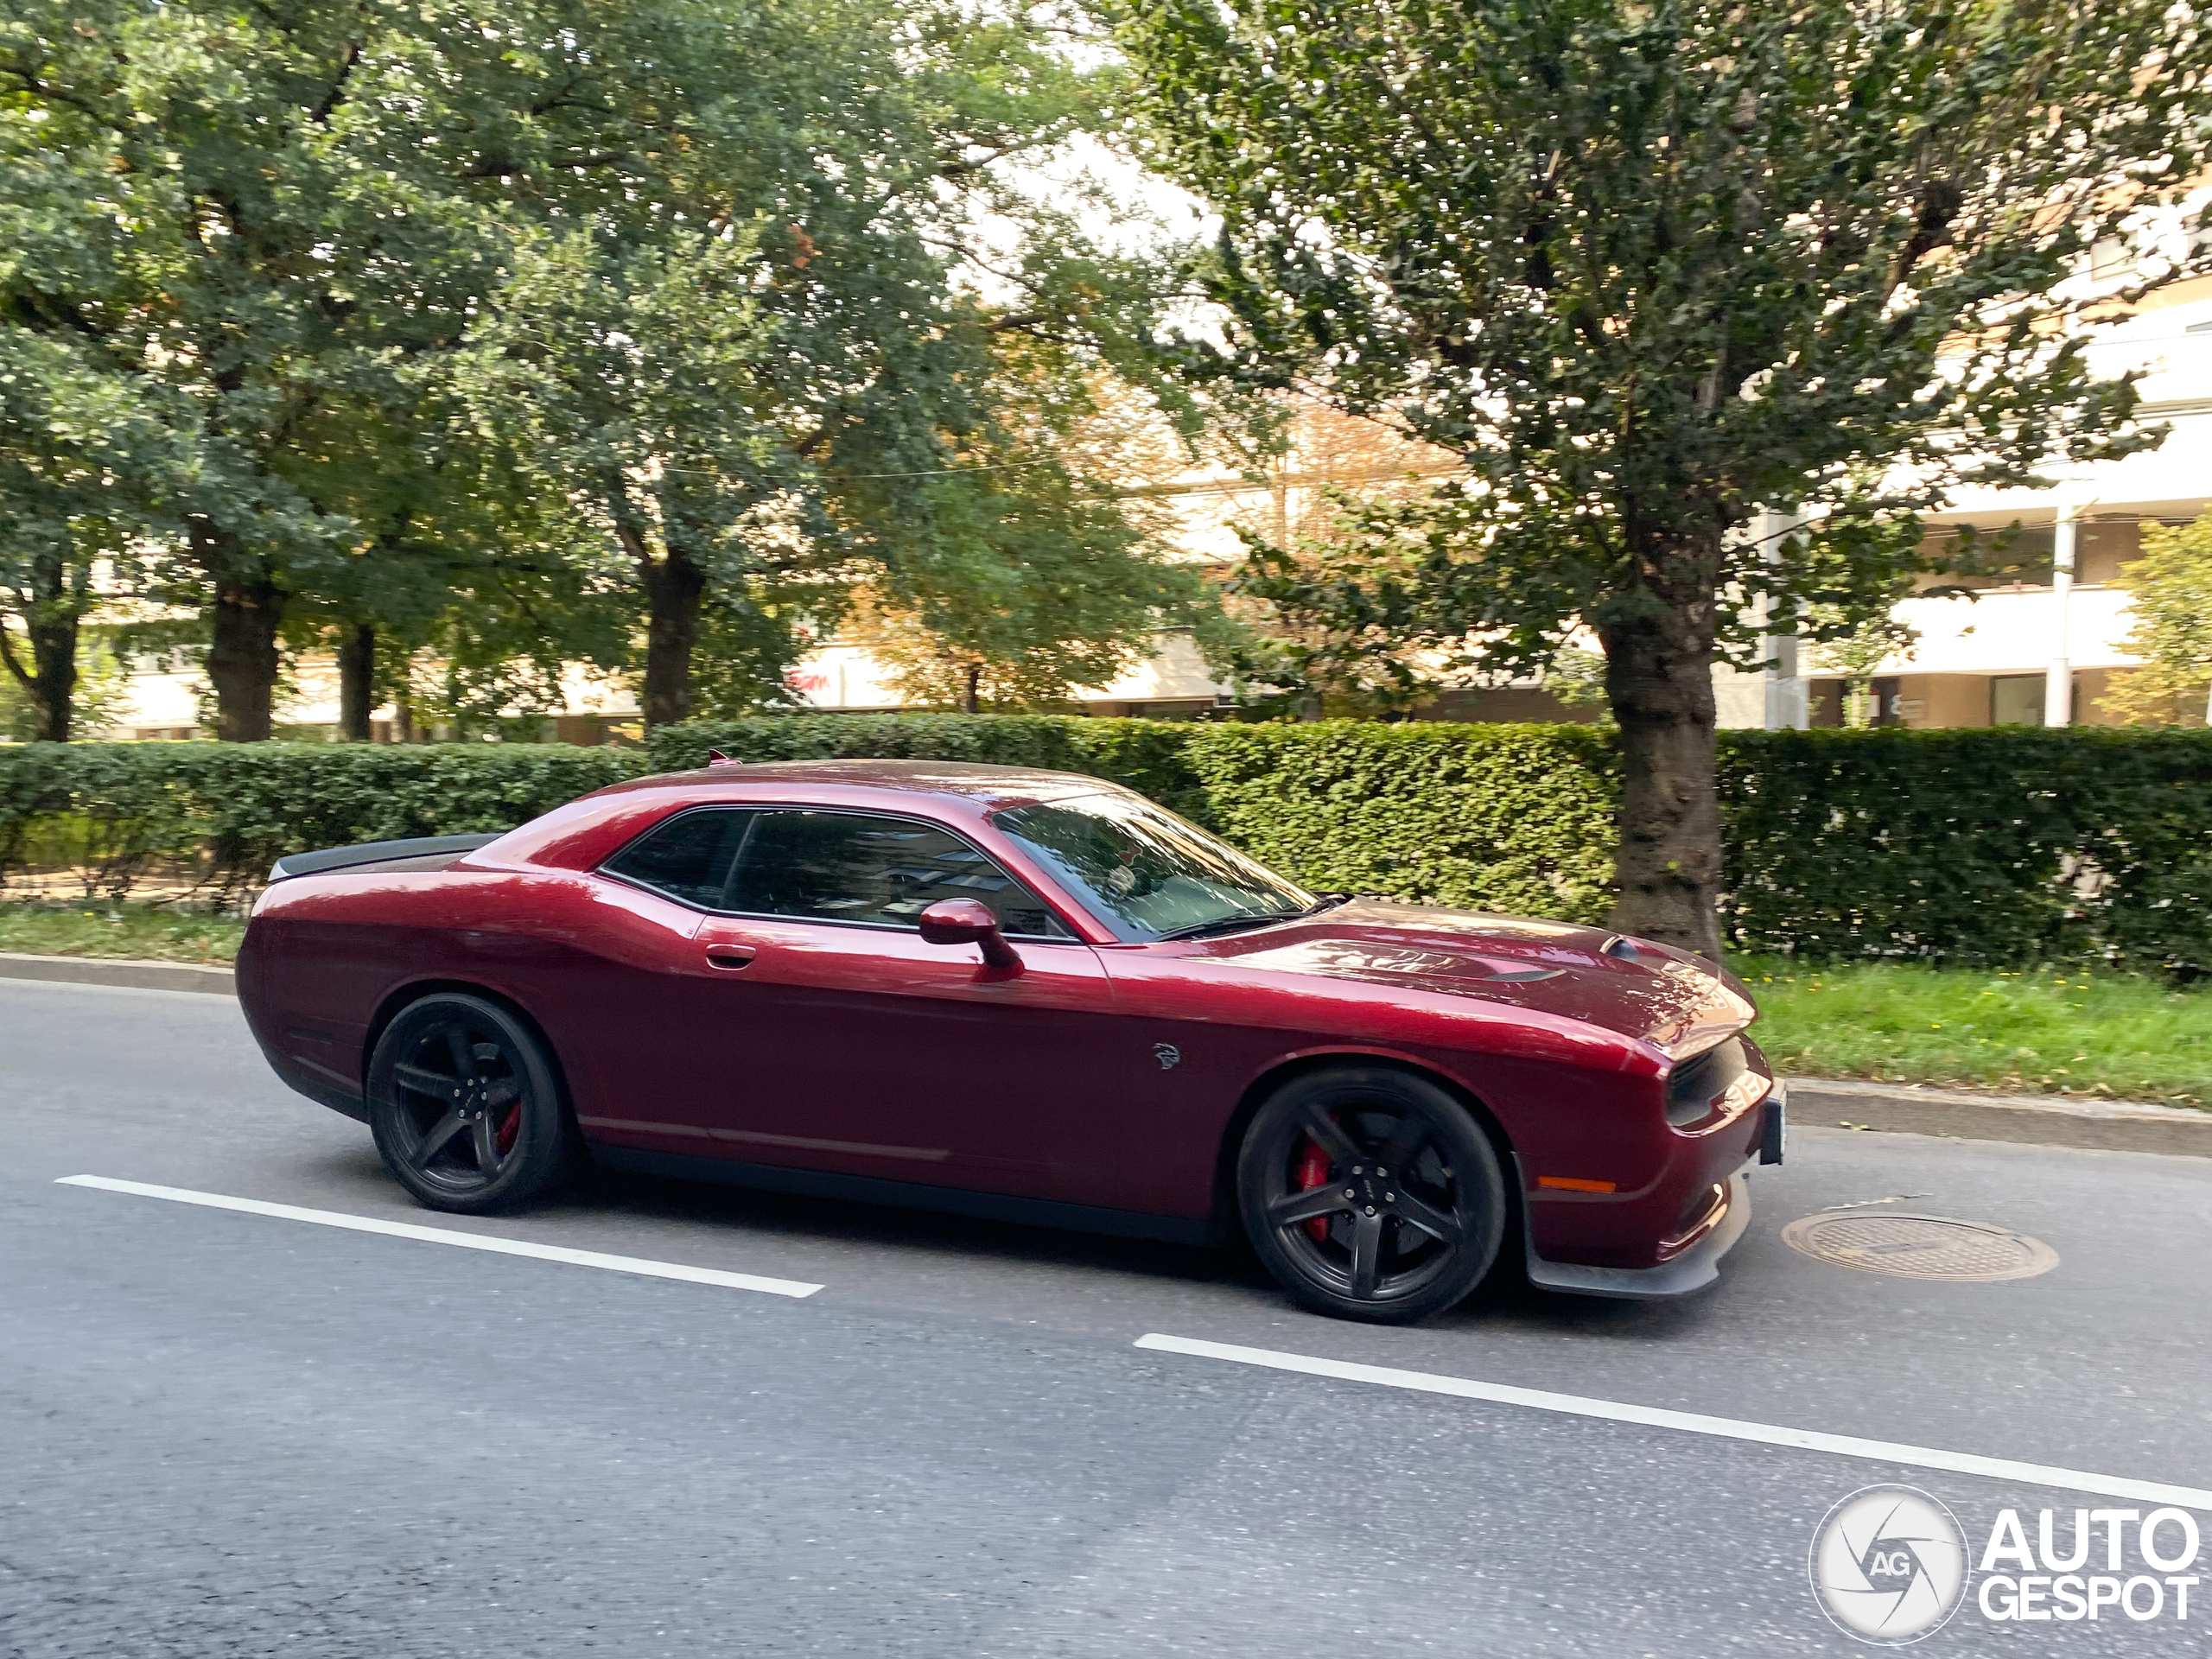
[1764,265,2212,731]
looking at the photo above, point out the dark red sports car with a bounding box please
[238,759,1783,1323]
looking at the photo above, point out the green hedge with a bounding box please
[0,741,646,898]
[5,719,2209,972]
[651,715,1618,919]
[647,713,1210,821]
[1719,728,2212,972]
[1179,721,1621,922]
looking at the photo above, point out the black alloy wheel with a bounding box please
[367,992,576,1214]
[1237,1066,1508,1325]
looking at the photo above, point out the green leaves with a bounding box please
[1120,0,2209,671]
[2,0,707,731]
[1116,0,2212,946]
[1721,727,2212,976]
[0,739,647,898]
[4,0,1221,734]
[1188,720,1624,919]
[2106,516,2212,726]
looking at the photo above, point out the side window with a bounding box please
[602,809,754,909]
[728,810,1070,938]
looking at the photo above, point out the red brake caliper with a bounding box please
[1295,1138,1333,1241]
[495,1104,522,1157]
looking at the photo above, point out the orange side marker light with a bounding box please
[1537,1176,1618,1192]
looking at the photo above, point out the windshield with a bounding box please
[993,793,1314,942]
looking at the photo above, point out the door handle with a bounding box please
[704,944,758,969]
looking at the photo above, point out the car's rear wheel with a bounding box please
[367,992,575,1214]
[1237,1066,1507,1325]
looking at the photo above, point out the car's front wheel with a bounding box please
[1237,1066,1507,1324]
[367,992,576,1214]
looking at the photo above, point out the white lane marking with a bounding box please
[1135,1333,2212,1512]
[57,1176,823,1300]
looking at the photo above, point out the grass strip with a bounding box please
[0,900,245,964]
[1741,955,2209,1108]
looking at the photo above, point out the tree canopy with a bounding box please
[2,0,1224,739]
[1119,0,2212,953]
[2107,517,2212,727]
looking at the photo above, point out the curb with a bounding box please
[0,950,235,996]
[1788,1077,2212,1160]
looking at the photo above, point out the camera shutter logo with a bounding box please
[1809,1485,1972,1644]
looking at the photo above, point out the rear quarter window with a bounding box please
[601,809,753,908]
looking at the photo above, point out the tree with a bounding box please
[454,220,887,730]
[0,628,130,740]
[3,0,857,738]
[0,328,175,740]
[0,535,96,742]
[861,464,1216,713]
[452,2,1229,728]
[0,430,106,742]
[1806,603,1918,728]
[6,0,1237,738]
[1118,0,2212,955]
[3,2,485,734]
[851,306,1231,715]
[2104,517,2212,727]
[1211,404,1459,718]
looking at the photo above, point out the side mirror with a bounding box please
[918,898,1022,971]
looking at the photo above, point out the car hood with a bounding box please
[1185,899,1755,1058]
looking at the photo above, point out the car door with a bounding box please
[607,805,1130,1208]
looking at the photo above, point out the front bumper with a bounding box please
[1525,1165,1757,1299]
[1522,1081,1781,1300]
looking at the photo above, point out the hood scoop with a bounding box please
[1224,939,1564,985]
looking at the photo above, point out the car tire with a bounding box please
[1237,1066,1508,1325]
[367,992,577,1215]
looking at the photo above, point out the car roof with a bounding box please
[601,758,1127,812]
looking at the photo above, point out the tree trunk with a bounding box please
[1599,592,1726,961]
[639,550,706,729]
[961,660,982,715]
[29,617,78,741]
[337,623,376,741]
[0,613,79,741]
[2,540,92,741]
[394,658,416,742]
[206,577,284,741]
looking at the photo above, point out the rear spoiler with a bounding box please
[268,832,504,883]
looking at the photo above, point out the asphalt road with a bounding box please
[5,976,2212,1657]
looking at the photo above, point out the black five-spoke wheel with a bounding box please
[367,992,576,1214]
[1237,1067,1507,1324]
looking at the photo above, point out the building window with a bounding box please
[1992,675,2044,727]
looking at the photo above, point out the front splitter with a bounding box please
[1522,1166,1756,1300]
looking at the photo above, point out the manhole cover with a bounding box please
[1781,1213,2059,1281]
